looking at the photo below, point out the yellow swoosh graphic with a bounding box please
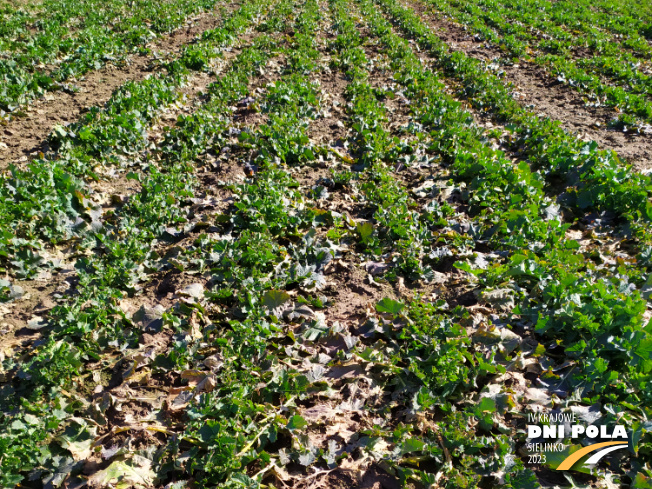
[557,441,628,470]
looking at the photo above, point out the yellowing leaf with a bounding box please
[89,456,157,489]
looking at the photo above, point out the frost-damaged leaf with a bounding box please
[278,448,291,466]
[1,281,24,301]
[195,374,217,394]
[299,450,317,466]
[57,420,97,462]
[101,445,120,461]
[203,354,224,371]
[365,261,388,276]
[570,404,602,425]
[164,481,191,489]
[263,289,291,314]
[302,317,329,342]
[88,455,157,489]
[375,298,404,315]
[543,203,561,221]
[59,437,94,461]
[412,180,436,198]
[306,364,326,382]
[181,369,206,385]
[524,387,553,407]
[132,304,165,332]
[479,288,515,311]
[284,305,316,322]
[472,324,522,353]
[178,283,205,300]
[167,387,194,411]
[478,383,516,413]
[27,315,48,330]
[324,439,340,467]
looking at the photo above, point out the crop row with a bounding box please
[0,0,281,482]
[116,0,532,483]
[374,0,652,239]
[0,0,224,114]
[0,0,277,280]
[318,2,534,485]
[370,0,652,405]
[355,0,652,482]
[435,0,652,57]
[419,0,652,127]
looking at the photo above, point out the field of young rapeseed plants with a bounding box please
[0,0,651,486]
